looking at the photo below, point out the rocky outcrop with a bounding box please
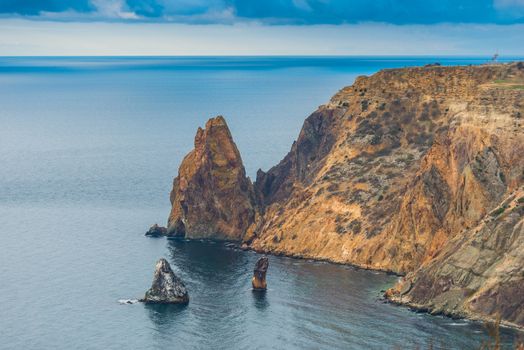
[141,258,189,304]
[252,256,269,290]
[162,62,524,327]
[145,224,167,237]
[248,63,524,276]
[167,116,256,240]
[386,189,524,328]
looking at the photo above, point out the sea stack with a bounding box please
[141,258,189,304]
[252,256,269,290]
[167,116,256,240]
[145,224,167,237]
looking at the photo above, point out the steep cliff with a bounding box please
[167,116,256,240]
[249,63,524,275]
[165,63,524,326]
[386,189,524,328]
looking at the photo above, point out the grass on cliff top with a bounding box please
[492,79,524,90]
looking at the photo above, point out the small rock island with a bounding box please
[145,224,167,237]
[252,256,269,290]
[140,258,189,304]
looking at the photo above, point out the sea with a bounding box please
[0,56,522,349]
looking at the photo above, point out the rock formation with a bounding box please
[167,116,256,240]
[252,256,269,290]
[386,189,524,328]
[163,62,524,327]
[145,224,167,237]
[141,258,189,304]
[248,63,524,275]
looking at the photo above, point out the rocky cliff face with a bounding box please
[387,189,524,328]
[167,116,256,240]
[166,63,524,327]
[249,63,524,275]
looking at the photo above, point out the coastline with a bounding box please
[163,235,524,332]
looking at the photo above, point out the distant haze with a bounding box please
[1,0,523,56]
[1,19,523,56]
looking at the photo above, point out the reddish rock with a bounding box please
[167,116,256,240]
[161,63,524,328]
[252,256,269,290]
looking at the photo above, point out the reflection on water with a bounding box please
[144,303,189,331]
[149,240,521,350]
[251,290,269,310]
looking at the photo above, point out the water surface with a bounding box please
[1,56,522,349]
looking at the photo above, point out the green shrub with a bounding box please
[490,206,506,217]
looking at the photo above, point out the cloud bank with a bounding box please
[1,0,523,24]
[1,19,523,56]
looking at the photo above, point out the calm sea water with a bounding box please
[1,56,522,349]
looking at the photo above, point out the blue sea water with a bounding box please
[0,56,522,349]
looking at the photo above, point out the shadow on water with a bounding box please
[165,239,251,287]
[251,290,269,311]
[141,240,523,349]
[143,303,189,331]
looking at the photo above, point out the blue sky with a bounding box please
[0,0,523,55]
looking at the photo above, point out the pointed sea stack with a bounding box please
[167,116,256,240]
[140,258,189,304]
[252,256,269,290]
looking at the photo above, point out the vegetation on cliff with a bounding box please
[165,62,524,327]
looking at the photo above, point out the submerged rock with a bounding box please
[140,258,189,304]
[252,256,269,290]
[145,224,167,237]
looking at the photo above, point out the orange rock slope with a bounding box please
[167,116,256,240]
[250,62,523,274]
[165,63,524,326]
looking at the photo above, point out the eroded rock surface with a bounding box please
[386,189,524,328]
[141,258,189,304]
[167,116,256,240]
[145,224,167,237]
[252,256,269,290]
[248,63,524,275]
[162,63,524,327]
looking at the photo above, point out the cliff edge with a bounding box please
[165,62,524,327]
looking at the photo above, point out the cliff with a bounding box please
[250,63,523,274]
[387,189,524,328]
[167,116,256,240]
[165,62,524,327]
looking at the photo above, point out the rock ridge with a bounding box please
[163,62,524,327]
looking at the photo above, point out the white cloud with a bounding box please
[494,0,524,8]
[493,0,524,17]
[91,0,139,20]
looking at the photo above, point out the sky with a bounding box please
[0,0,523,55]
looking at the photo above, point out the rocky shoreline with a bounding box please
[385,297,524,332]
[149,62,524,328]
